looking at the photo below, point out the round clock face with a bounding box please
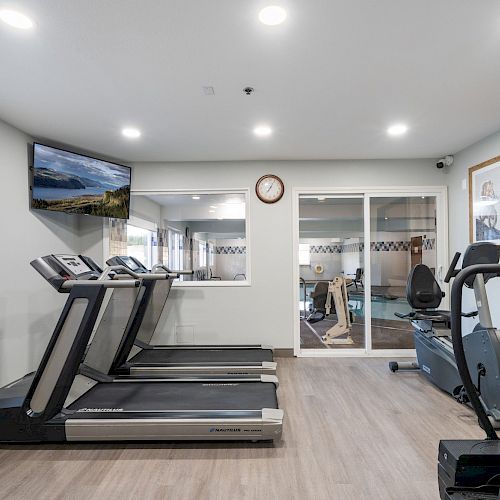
[256,175,284,204]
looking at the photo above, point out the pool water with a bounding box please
[349,296,409,321]
[300,284,410,321]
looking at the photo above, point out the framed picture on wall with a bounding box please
[469,155,500,242]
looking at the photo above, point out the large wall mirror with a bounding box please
[108,190,249,285]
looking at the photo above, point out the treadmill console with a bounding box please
[53,254,94,278]
[107,256,149,273]
[31,254,102,291]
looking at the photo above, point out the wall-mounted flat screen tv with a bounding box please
[30,143,131,219]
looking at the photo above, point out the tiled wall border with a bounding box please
[215,246,247,255]
[309,238,435,254]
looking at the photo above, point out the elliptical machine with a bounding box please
[438,252,500,499]
[389,243,500,414]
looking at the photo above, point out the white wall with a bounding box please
[133,159,446,348]
[447,129,500,330]
[130,195,162,225]
[299,238,343,281]
[0,119,136,386]
[0,123,453,387]
[0,119,83,386]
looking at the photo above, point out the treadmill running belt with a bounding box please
[68,381,278,411]
[129,348,273,364]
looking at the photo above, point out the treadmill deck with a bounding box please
[62,381,282,442]
[129,348,274,365]
[68,380,278,412]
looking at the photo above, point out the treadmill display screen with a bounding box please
[54,254,92,277]
[121,257,140,271]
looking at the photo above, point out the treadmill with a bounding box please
[103,255,277,377]
[0,254,283,442]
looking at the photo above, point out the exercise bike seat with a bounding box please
[396,264,478,323]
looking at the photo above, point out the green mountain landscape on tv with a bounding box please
[31,144,131,219]
[32,167,130,219]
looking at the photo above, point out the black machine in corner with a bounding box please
[438,253,500,499]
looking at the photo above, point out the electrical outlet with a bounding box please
[175,325,195,344]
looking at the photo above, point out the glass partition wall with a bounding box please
[110,191,249,285]
[299,196,365,350]
[369,196,437,350]
[296,190,445,356]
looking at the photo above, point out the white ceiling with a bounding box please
[1,1,500,162]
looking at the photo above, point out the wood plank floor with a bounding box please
[0,358,483,500]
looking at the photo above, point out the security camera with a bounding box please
[436,155,454,169]
[243,86,254,95]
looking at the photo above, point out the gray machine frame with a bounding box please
[106,256,277,376]
[438,262,500,499]
[0,254,283,443]
[391,244,500,427]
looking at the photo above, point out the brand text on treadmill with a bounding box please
[209,428,241,432]
[77,408,124,412]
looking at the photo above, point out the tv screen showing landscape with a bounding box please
[31,143,131,219]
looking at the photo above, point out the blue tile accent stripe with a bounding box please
[215,246,246,255]
[369,241,411,251]
[310,245,343,254]
[423,238,435,250]
[307,238,436,253]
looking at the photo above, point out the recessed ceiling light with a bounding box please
[384,217,389,220]
[122,127,141,139]
[210,205,217,209]
[0,10,34,29]
[387,123,408,137]
[421,196,425,199]
[192,196,200,200]
[253,125,272,137]
[209,210,215,213]
[259,6,287,26]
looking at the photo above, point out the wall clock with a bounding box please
[255,174,285,204]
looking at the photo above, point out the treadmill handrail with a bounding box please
[99,265,175,281]
[152,263,194,275]
[61,279,141,289]
[451,263,500,441]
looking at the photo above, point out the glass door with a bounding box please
[369,195,438,351]
[295,187,447,357]
[298,194,366,351]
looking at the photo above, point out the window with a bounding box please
[126,224,156,269]
[208,242,215,267]
[299,244,311,266]
[199,240,207,268]
[129,191,249,285]
[168,229,184,272]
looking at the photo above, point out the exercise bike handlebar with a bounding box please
[451,263,500,441]
[444,252,461,283]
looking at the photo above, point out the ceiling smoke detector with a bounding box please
[243,87,255,96]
